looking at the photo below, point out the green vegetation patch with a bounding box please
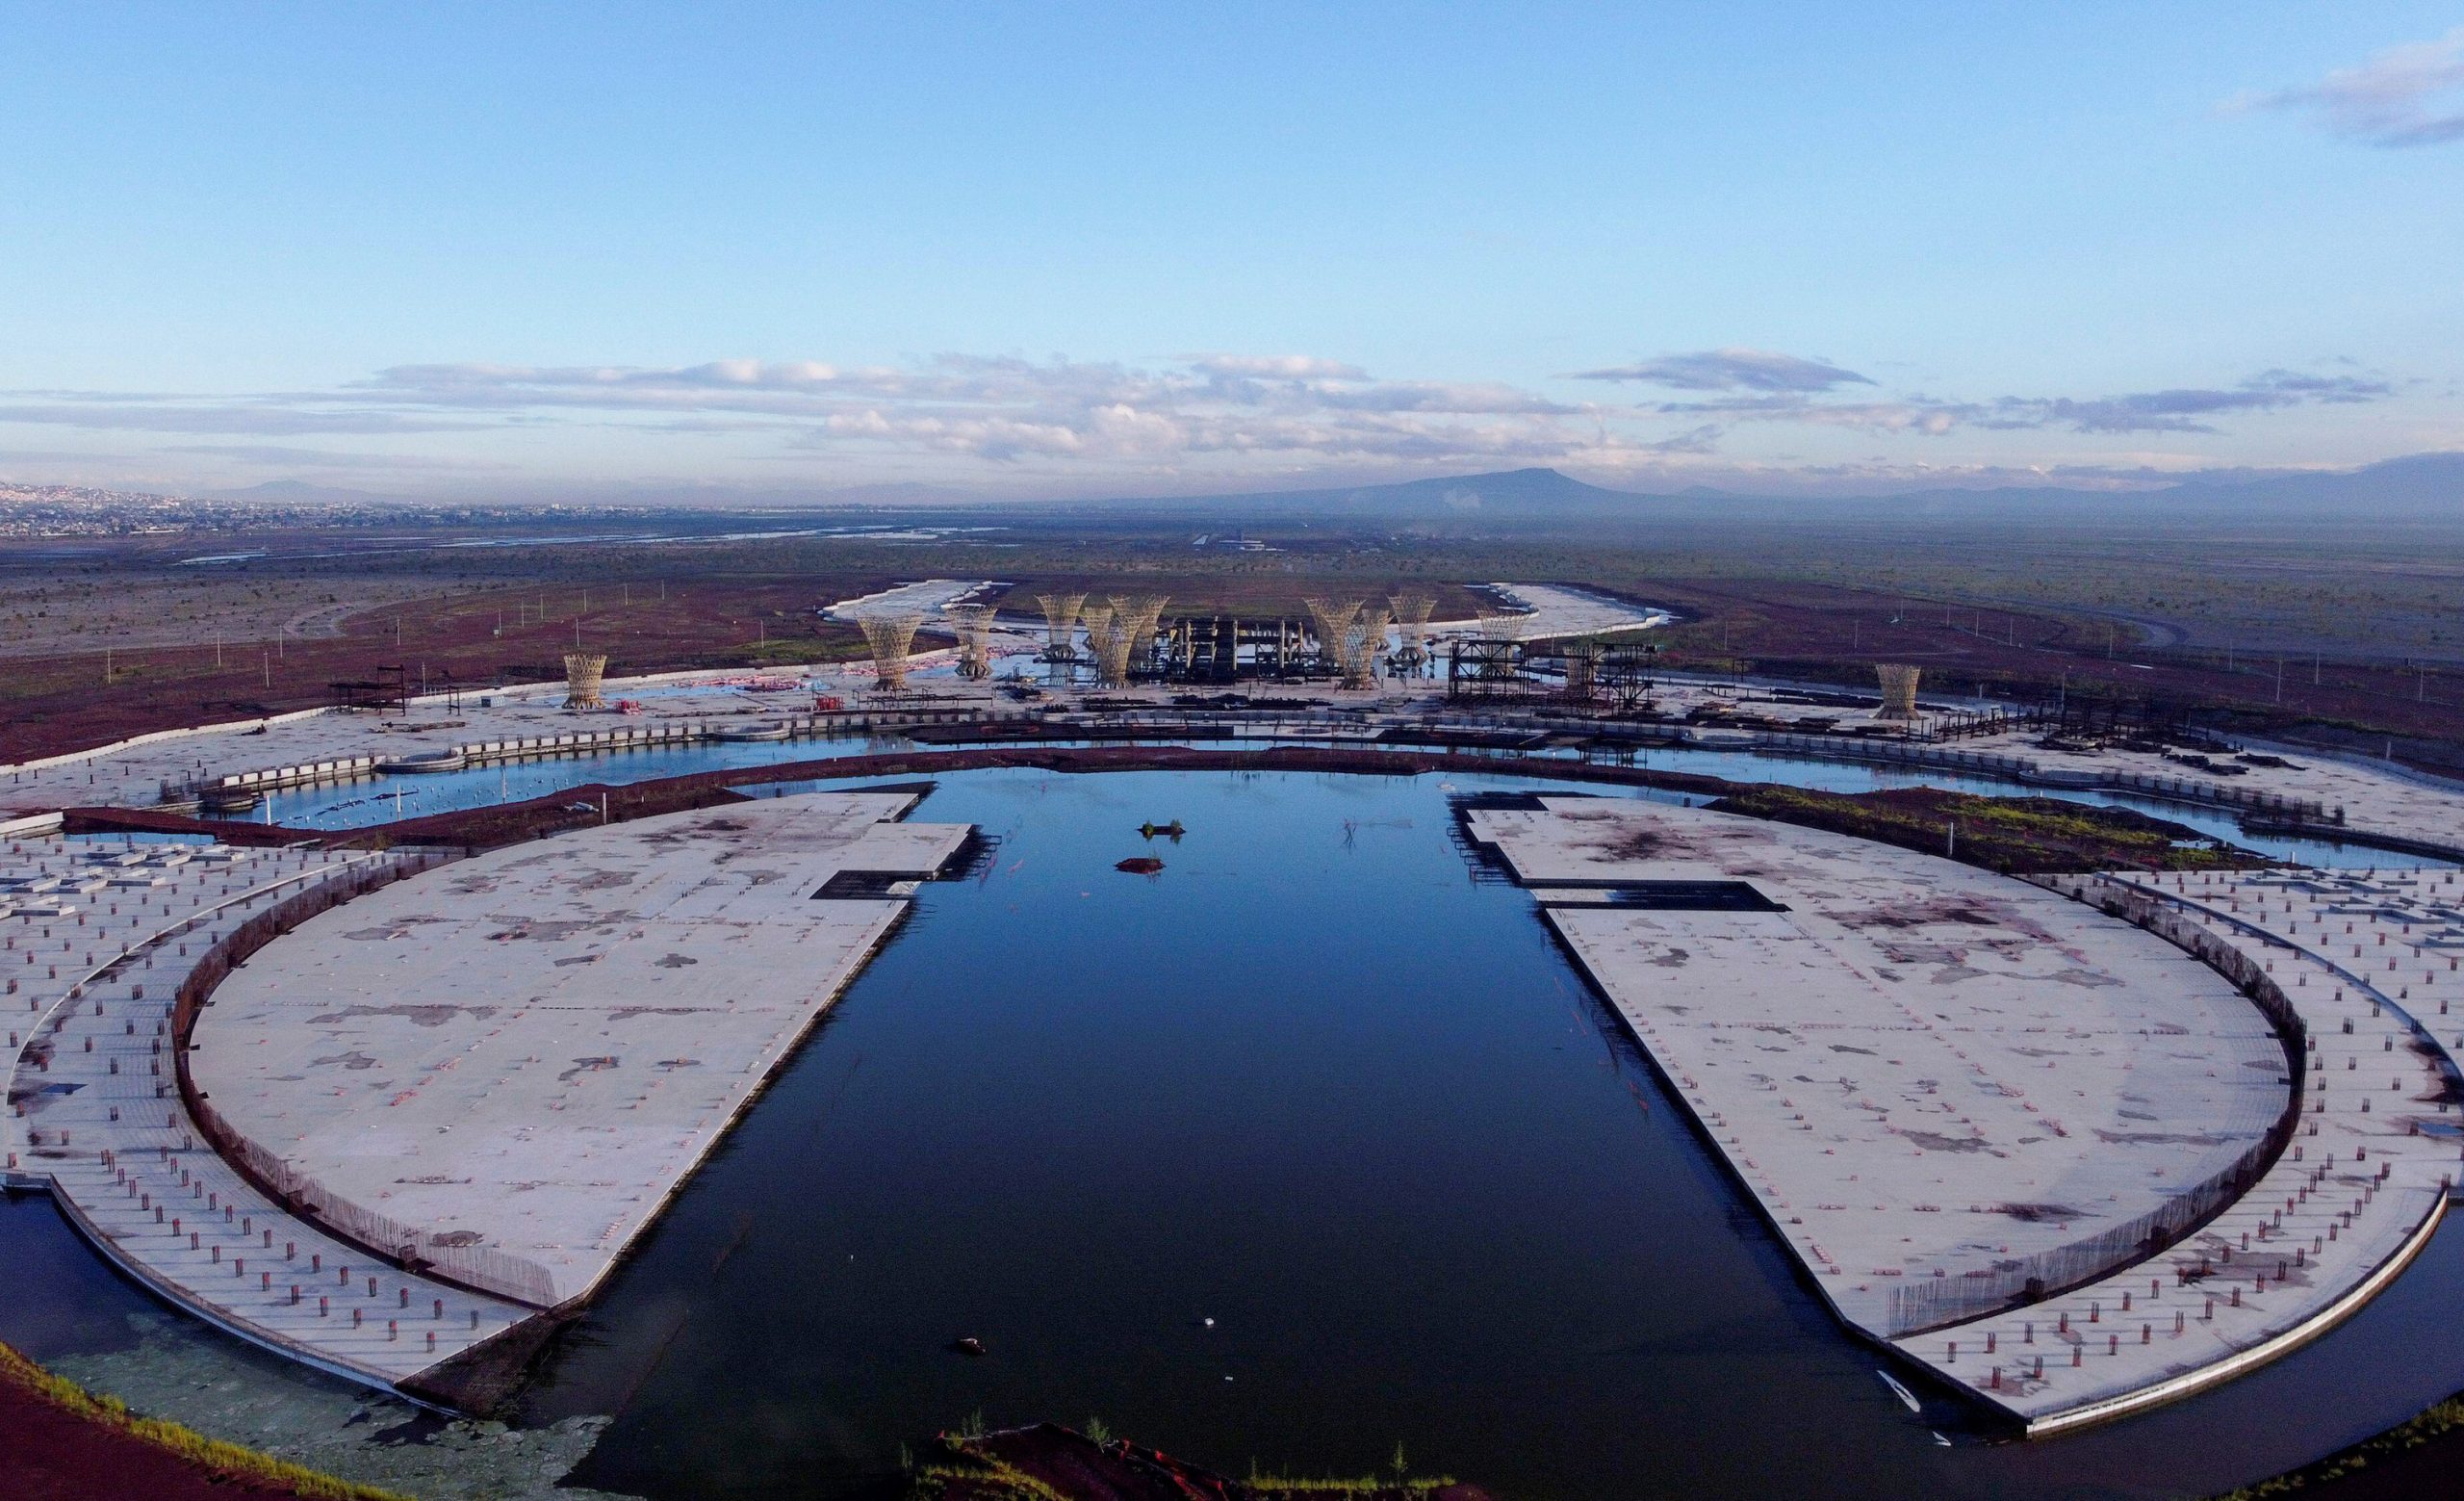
[1707,785,2270,875]
[910,1424,1484,1501]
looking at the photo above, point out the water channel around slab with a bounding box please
[6,765,2457,1500]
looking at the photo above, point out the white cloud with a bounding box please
[1570,349,1875,392]
[0,349,2407,486]
[1187,353,1367,380]
[2228,28,2464,147]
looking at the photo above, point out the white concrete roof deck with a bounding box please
[1962,733,2464,850]
[6,844,534,1390]
[1896,869,2461,1433]
[5,840,368,1175]
[1470,796,2464,1432]
[1464,798,2287,1340]
[191,791,971,1307]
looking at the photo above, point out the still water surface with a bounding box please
[519,768,2464,1498]
[247,730,2432,869]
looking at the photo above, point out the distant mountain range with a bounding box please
[16,450,2459,531]
[1089,452,2464,528]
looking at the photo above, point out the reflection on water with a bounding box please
[496,769,2464,1501]
[246,732,2434,870]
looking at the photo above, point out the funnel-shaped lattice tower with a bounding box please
[1302,597,1360,678]
[1390,590,1436,669]
[1114,593,1170,681]
[1085,598,1141,687]
[1078,598,1116,676]
[1090,621,1135,687]
[1341,604,1392,690]
[1035,593,1086,660]
[1876,662,1922,719]
[945,604,996,680]
[860,614,924,693]
[562,652,607,710]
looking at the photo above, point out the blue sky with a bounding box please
[2,3,2459,500]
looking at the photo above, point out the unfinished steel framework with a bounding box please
[1035,593,1087,661]
[1876,662,1923,719]
[860,614,924,693]
[1446,614,1527,701]
[1155,615,1316,682]
[562,652,607,710]
[944,604,997,680]
[1562,637,1600,702]
[1525,637,1659,712]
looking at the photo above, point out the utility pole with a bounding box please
[263,649,270,688]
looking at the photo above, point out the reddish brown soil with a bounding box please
[1640,577,2464,763]
[7,561,2455,777]
[0,578,886,764]
[0,1375,318,1501]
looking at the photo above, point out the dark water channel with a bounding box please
[512,768,2464,1499]
[7,766,2461,1499]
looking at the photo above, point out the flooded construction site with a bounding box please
[8,764,2464,1501]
